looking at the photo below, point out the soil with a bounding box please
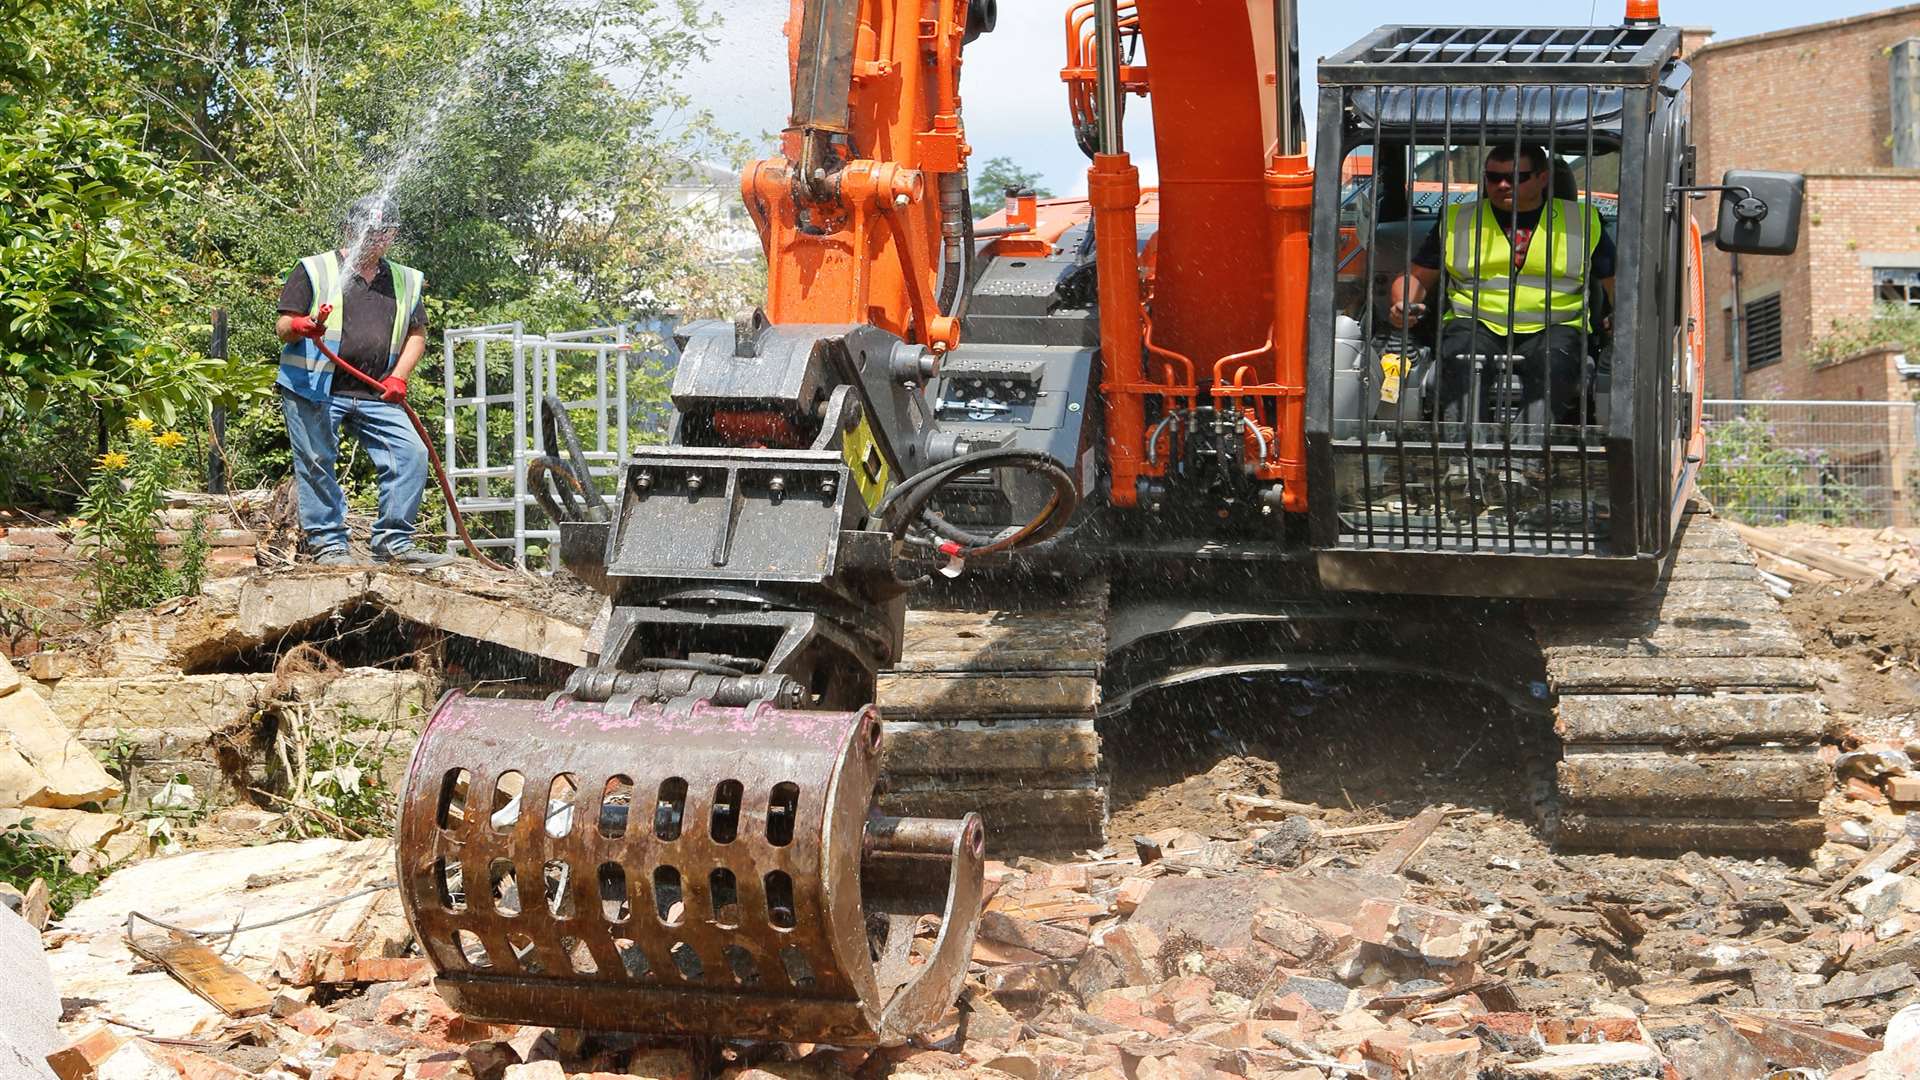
[1107,678,1553,842]
[1783,580,1920,732]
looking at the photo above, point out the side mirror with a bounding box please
[1714,170,1804,256]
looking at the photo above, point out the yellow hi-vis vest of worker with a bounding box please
[1441,198,1602,334]
[277,250,424,402]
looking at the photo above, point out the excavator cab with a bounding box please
[1307,24,1763,597]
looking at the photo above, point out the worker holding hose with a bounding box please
[274,196,454,568]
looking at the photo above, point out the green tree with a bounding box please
[0,0,270,503]
[971,156,1052,219]
[71,0,759,494]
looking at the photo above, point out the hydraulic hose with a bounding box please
[875,447,1080,565]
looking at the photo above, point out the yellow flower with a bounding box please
[97,451,129,471]
[154,430,188,449]
[128,417,155,433]
[64,517,86,531]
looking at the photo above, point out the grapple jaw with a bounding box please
[397,692,983,1045]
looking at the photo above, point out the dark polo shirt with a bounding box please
[279,256,427,398]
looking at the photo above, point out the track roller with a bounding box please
[396,692,984,1045]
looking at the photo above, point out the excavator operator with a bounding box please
[1386,144,1616,423]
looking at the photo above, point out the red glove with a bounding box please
[287,314,326,341]
[379,375,408,403]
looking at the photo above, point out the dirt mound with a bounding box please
[1783,581,1920,725]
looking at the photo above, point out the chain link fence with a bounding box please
[1701,399,1920,527]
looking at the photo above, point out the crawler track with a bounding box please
[1535,508,1829,855]
[875,577,1111,855]
[873,509,1827,860]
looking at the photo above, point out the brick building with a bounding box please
[1690,6,1920,400]
[1687,7,1920,523]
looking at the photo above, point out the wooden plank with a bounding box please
[1729,522,1885,581]
[1320,810,1475,839]
[130,928,273,1018]
[1362,806,1449,874]
[1720,1010,1882,1071]
[1820,837,1917,902]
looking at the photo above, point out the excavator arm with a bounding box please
[392,0,1040,1047]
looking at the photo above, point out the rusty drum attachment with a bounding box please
[396,693,984,1045]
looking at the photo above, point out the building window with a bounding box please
[1874,267,1920,308]
[1741,293,1783,370]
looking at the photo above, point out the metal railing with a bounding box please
[442,319,680,569]
[1700,399,1920,527]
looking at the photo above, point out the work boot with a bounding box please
[378,548,458,569]
[312,549,361,567]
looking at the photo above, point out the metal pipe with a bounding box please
[1094,0,1124,154]
[1729,252,1746,408]
[208,309,228,494]
[1273,0,1302,155]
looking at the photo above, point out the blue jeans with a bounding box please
[279,389,429,557]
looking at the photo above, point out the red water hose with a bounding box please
[308,304,507,571]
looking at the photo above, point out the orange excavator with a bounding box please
[395,0,1814,1045]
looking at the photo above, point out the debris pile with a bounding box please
[1732,523,1920,594]
[18,795,1920,1080]
[8,522,1920,1079]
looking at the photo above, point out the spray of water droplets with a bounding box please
[338,43,498,271]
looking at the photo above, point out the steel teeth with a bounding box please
[396,692,982,1045]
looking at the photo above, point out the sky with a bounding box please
[673,1,1905,196]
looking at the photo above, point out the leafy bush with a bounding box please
[0,819,104,917]
[1808,303,1920,366]
[1700,412,1873,525]
[269,707,407,841]
[74,419,211,620]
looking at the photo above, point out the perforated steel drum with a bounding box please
[396,691,983,1045]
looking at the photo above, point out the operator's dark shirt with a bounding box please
[278,257,427,398]
[1411,203,1617,280]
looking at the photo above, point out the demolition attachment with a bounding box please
[397,693,983,1045]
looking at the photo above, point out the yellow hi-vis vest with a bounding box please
[1441,198,1602,334]
[277,250,425,401]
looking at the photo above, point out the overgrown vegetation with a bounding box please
[74,419,211,621]
[1700,412,1874,525]
[5,0,758,510]
[267,706,409,840]
[0,819,105,917]
[1808,302,1920,366]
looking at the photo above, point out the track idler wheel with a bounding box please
[396,693,984,1045]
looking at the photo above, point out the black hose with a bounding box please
[876,447,1080,561]
[541,394,610,521]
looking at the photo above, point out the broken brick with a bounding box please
[93,1041,182,1080]
[329,1053,405,1080]
[47,1026,127,1080]
[1251,907,1341,965]
[1351,897,1490,965]
[977,911,1090,960]
[1407,1037,1480,1080]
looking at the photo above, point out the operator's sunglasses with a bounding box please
[1484,168,1539,186]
